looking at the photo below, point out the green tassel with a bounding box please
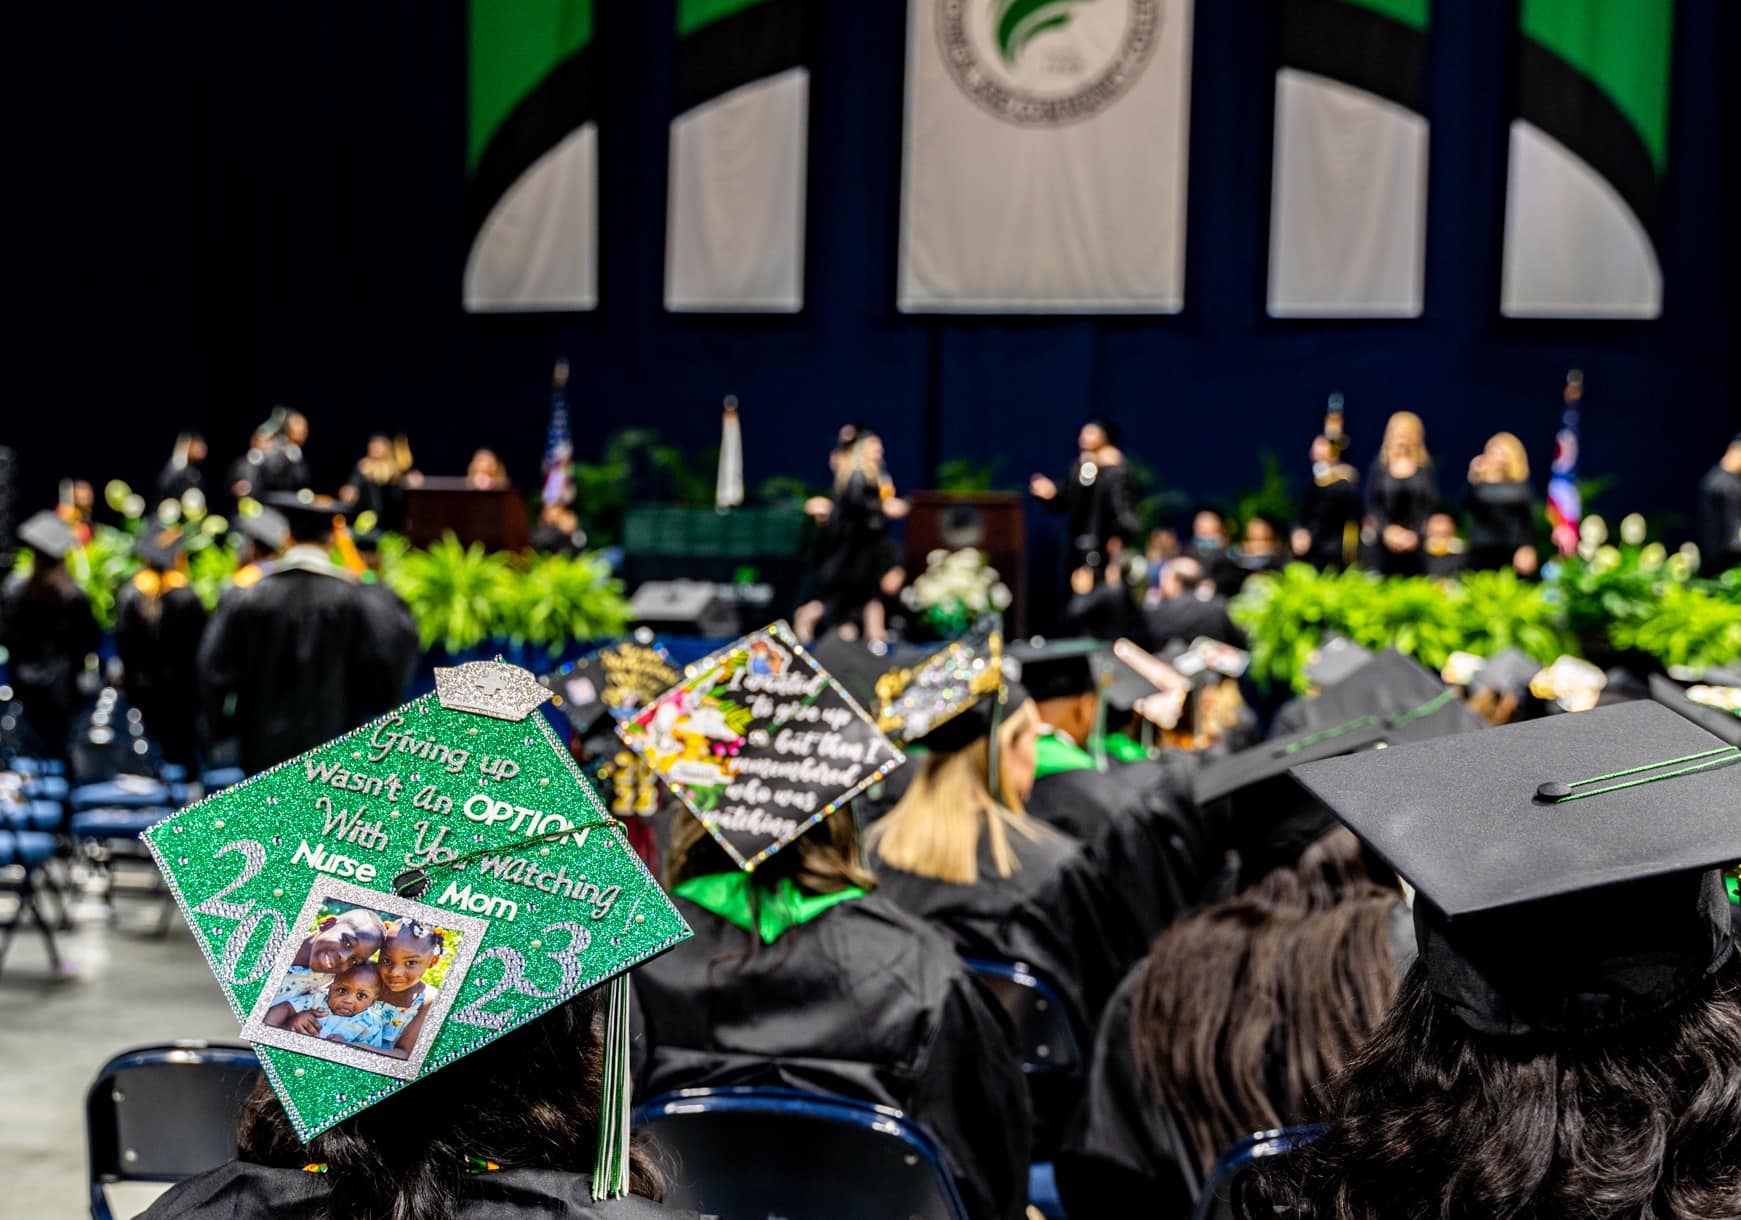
[591,974,632,1201]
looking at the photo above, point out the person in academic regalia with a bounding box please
[1030,419,1142,574]
[1421,509,1468,579]
[1223,514,1289,593]
[815,430,908,646]
[867,658,1126,1059]
[155,432,207,503]
[0,512,100,760]
[1059,832,1405,1220]
[114,528,207,769]
[146,987,697,1219]
[198,495,404,774]
[1464,431,1539,575]
[1237,704,1741,1220]
[1364,411,1438,576]
[339,433,418,532]
[1292,436,1360,568]
[254,409,312,497]
[1698,433,1741,573]
[224,506,290,602]
[1141,557,1244,653]
[632,807,1032,1220]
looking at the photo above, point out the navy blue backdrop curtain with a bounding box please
[7,1,1736,536]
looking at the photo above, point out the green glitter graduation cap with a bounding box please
[144,660,690,1196]
[617,621,905,871]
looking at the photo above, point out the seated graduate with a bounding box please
[1240,702,1741,1219]
[1014,639,1214,955]
[1059,827,1404,1219]
[147,988,693,1220]
[866,632,1126,1044]
[631,769,1032,1220]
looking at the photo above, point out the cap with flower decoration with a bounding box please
[617,622,904,871]
[142,659,689,1197]
[1292,701,1740,1037]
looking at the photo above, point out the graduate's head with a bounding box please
[870,696,1042,886]
[1191,509,1228,549]
[284,411,309,446]
[264,493,348,546]
[236,988,670,1214]
[306,908,385,975]
[366,433,392,460]
[1013,641,1102,748]
[665,795,875,900]
[325,962,382,1017]
[378,919,445,992]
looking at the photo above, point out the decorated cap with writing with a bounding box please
[144,659,690,1194]
[539,639,681,737]
[617,621,905,871]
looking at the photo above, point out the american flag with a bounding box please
[542,358,574,509]
[1546,371,1582,556]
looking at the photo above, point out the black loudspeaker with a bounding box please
[628,580,742,638]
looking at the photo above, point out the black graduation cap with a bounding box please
[1650,674,1741,747]
[260,491,352,539]
[135,528,188,570]
[17,511,77,560]
[877,628,1028,754]
[806,635,926,712]
[1107,639,1188,726]
[539,641,682,738]
[1009,639,1103,703]
[1307,637,1374,688]
[232,506,289,553]
[1193,717,1391,884]
[1292,701,1741,1036]
[1290,649,1484,745]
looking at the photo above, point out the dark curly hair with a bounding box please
[236,989,665,1219]
[1131,828,1401,1175]
[1236,957,1741,1219]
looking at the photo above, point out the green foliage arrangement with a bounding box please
[936,457,1008,495]
[1233,518,1741,694]
[377,533,630,657]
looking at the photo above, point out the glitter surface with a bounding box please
[143,672,691,1142]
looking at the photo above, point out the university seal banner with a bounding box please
[898,0,1195,313]
[665,0,810,312]
[1267,0,1431,318]
[1500,0,1675,319]
[465,0,599,312]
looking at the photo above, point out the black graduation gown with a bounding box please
[874,826,1124,1049]
[1297,470,1360,568]
[1053,460,1140,570]
[141,1162,694,1219]
[197,555,403,774]
[1364,462,1438,577]
[631,892,1031,1220]
[1464,480,1536,571]
[817,472,891,617]
[256,442,310,496]
[156,460,204,503]
[344,469,408,531]
[1056,967,1200,1220]
[1141,593,1244,653]
[1699,464,1741,572]
[114,582,208,767]
[358,580,422,694]
[0,571,100,759]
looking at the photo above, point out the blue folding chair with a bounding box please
[635,1087,971,1220]
[963,956,1084,1216]
[71,806,177,933]
[0,825,63,977]
[1192,1126,1326,1220]
[71,776,173,812]
[87,1041,262,1220]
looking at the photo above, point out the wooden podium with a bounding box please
[403,479,529,551]
[902,492,1028,634]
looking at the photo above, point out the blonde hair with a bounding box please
[1482,431,1529,483]
[1380,412,1429,468]
[833,435,884,494]
[867,701,1041,886]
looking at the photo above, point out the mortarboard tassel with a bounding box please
[591,973,633,1200]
